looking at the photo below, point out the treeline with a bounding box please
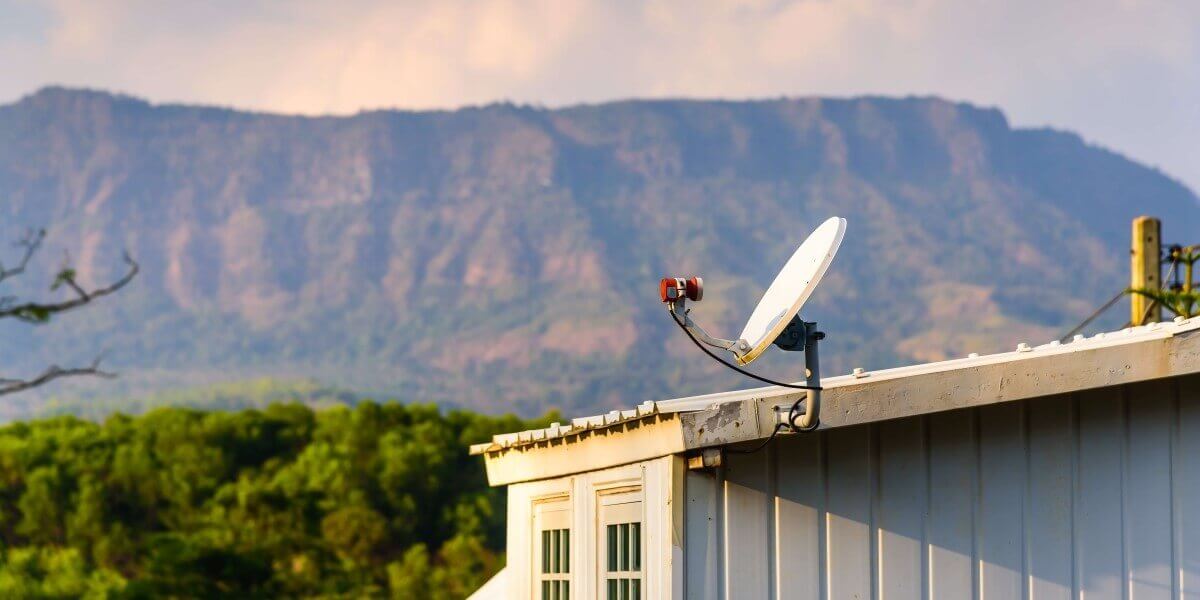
[36,378,363,421]
[0,402,553,598]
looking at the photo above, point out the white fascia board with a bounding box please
[681,322,1200,449]
[482,413,687,486]
[480,320,1200,484]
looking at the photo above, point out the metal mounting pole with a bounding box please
[773,316,822,430]
[794,322,822,430]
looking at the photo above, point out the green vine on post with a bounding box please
[1128,246,1200,319]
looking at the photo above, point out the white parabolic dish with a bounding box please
[735,216,847,365]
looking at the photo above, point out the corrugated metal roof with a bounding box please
[471,317,1200,456]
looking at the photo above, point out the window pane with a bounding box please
[607,525,617,571]
[542,530,551,573]
[562,529,570,573]
[621,578,630,600]
[562,581,570,600]
[631,579,641,600]
[631,522,641,570]
[553,580,561,600]
[607,578,618,600]
[553,529,561,573]
[619,524,630,571]
[542,580,550,600]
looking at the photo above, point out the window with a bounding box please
[540,527,570,599]
[534,499,571,600]
[598,490,643,600]
[605,521,641,599]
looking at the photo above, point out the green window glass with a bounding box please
[604,521,642,600]
[539,527,570,600]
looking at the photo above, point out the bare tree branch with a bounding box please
[0,229,137,396]
[0,229,46,285]
[0,355,116,397]
[0,253,139,323]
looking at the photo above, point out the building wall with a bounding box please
[684,375,1200,599]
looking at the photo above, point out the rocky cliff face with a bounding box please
[1,88,1196,416]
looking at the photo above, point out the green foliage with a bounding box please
[49,268,77,293]
[1128,287,1200,318]
[0,402,553,598]
[1132,246,1200,319]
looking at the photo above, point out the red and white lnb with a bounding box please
[659,276,704,303]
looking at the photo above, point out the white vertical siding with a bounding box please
[926,409,975,600]
[876,417,925,600]
[685,469,720,600]
[774,432,823,600]
[685,376,1200,600]
[724,451,772,599]
[1179,379,1200,599]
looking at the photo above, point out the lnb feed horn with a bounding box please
[659,276,703,303]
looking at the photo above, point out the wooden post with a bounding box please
[1131,216,1161,325]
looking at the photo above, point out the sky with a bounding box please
[2,0,1198,193]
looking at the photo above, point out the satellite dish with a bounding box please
[734,216,846,365]
[659,216,847,433]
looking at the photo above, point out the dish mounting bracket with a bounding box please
[772,314,823,431]
[668,301,823,431]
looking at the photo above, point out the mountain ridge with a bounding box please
[1,87,1196,418]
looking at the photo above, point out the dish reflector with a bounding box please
[735,217,846,365]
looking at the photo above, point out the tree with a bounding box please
[0,401,553,598]
[0,228,138,396]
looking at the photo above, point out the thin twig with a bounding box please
[0,253,138,323]
[0,355,116,397]
[0,229,46,285]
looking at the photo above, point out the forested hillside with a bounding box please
[0,401,550,598]
[2,88,1198,418]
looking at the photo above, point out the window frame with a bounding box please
[596,486,644,600]
[533,495,572,600]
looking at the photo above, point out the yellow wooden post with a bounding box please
[1131,216,1161,325]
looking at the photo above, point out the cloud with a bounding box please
[1,0,1198,191]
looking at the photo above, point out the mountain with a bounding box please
[1,87,1196,418]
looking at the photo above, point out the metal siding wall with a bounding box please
[683,376,1200,599]
[1179,378,1200,599]
[725,451,772,599]
[775,432,823,600]
[1026,396,1073,600]
[685,469,720,600]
